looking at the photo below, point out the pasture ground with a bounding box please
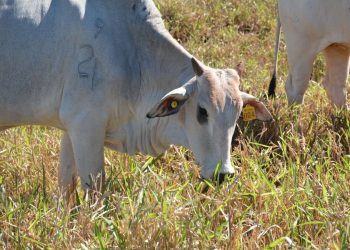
[1,0,350,249]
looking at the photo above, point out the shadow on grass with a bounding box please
[232,117,280,147]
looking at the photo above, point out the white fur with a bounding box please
[0,0,271,189]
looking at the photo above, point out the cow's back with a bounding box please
[0,0,84,127]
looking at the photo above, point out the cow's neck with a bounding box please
[135,17,195,94]
[107,4,195,156]
[135,16,195,155]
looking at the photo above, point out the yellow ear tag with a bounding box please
[171,100,178,109]
[243,105,256,122]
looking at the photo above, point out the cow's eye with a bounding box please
[197,105,208,124]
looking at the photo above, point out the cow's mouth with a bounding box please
[199,172,236,193]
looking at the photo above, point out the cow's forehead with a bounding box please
[199,69,241,110]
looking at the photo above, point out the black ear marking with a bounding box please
[191,58,204,77]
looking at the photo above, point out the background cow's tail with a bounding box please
[268,16,281,98]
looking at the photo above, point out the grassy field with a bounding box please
[1,0,350,249]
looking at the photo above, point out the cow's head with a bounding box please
[147,58,272,181]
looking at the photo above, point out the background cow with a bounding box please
[268,0,350,108]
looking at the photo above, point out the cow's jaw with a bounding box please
[185,124,237,180]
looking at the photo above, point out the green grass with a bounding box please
[1,0,350,248]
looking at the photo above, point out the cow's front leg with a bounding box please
[67,118,106,191]
[59,132,77,197]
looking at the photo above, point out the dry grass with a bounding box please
[1,0,350,249]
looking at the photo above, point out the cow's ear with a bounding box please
[241,92,273,121]
[147,82,196,118]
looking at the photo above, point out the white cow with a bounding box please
[269,0,350,108]
[0,0,272,192]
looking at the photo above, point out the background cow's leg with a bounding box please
[68,121,106,192]
[322,44,350,108]
[59,132,77,199]
[284,37,319,105]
